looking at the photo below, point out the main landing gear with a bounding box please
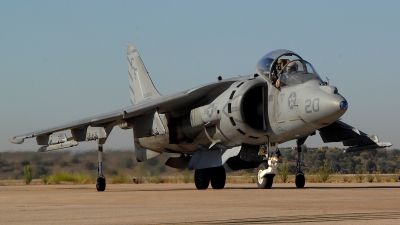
[194,166,226,190]
[295,137,307,188]
[96,144,106,191]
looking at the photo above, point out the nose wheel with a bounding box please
[257,162,274,189]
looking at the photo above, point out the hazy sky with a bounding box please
[1,0,399,152]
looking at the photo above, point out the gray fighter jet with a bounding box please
[9,44,392,191]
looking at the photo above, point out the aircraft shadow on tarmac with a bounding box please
[54,184,400,192]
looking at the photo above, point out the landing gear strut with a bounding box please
[194,166,226,190]
[96,144,106,191]
[295,137,307,188]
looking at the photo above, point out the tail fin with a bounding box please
[127,43,162,105]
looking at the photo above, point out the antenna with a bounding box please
[326,77,330,85]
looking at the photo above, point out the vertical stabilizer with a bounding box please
[127,43,162,105]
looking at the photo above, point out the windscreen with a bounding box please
[279,60,324,87]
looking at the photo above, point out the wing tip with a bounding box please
[9,137,24,144]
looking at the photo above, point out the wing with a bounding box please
[9,79,238,146]
[318,120,392,153]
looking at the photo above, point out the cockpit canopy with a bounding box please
[256,49,325,87]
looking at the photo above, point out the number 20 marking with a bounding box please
[305,98,319,113]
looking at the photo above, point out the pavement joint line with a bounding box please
[160,211,400,225]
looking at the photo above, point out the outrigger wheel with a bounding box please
[96,175,106,192]
[257,162,274,189]
[295,172,305,188]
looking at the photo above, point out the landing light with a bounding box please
[340,101,348,110]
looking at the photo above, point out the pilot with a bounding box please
[276,62,298,88]
[285,61,298,74]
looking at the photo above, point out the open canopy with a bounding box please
[256,49,324,87]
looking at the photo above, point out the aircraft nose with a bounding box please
[300,86,348,125]
[319,86,348,123]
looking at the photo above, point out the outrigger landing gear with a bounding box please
[96,144,106,192]
[257,142,279,189]
[295,137,307,188]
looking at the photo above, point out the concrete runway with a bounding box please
[1,183,400,224]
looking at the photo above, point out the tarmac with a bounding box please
[1,183,400,224]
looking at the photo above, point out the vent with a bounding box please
[236,128,246,135]
[229,91,236,100]
[230,117,236,126]
[228,103,232,113]
[236,82,244,88]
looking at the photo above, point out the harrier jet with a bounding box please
[9,44,392,191]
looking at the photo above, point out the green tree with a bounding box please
[364,159,376,173]
[346,157,356,174]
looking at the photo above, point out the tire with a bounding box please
[211,166,226,189]
[195,169,211,190]
[257,162,274,189]
[295,173,305,188]
[96,176,106,191]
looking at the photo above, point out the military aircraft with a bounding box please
[9,44,392,191]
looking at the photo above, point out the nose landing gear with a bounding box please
[256,142,279,189]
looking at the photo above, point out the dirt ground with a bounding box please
[1,183,400,224]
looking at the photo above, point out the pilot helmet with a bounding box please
[286,62,298,74]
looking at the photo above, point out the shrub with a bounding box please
[367,174,374,183]
[374,171,382,183]
[133,166,147,184]
[318,159,332,183]
[30,154,42,164]
[48,171,94,184]
[70,156,80,164]
[278,162,290,183]
[20,160,30,166]
[85,162,96,170]
[60,161,69,167]
[23,165,33,185]
[42,160,54,167]
[35,166,48,178]
[182,170,190,183]
[41,175,48,185]
[111,172,128,184]
[119,157,134,169]
[354,170,365,183]
[148,176,164,184]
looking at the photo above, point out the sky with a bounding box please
[1,0,399,152]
